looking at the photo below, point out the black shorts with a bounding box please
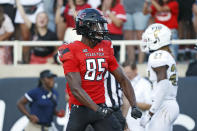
[113,109,126,130]
[66,104,123,131]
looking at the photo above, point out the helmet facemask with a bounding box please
[75,8,110,43]
[141,33,150,53]
[87,21,109,42]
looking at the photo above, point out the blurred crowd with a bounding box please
[0,0,197,65]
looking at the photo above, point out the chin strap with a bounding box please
[104,36,111,41]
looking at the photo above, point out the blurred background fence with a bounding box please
[0,40,196,65]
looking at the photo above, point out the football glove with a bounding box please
[131,106,142,119]
[140,112,152,128]
[96,106,114,118]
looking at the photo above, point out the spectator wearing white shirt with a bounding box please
[15,0,44,40]
[122,62,152,131]
[0,7,15,64]
[43,0,56,32]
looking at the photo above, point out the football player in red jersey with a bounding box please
[58,8,142,131]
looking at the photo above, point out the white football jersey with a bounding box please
[148,50,178,100]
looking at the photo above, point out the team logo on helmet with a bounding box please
[154,29,161,43]
[79,12,86,19]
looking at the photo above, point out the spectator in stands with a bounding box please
[55,0,67,40]
[186,59,197,76]
[0,6,15,64]
[63,0,91,42]
[0,0,15,24]
[16,0,58,64]
[88,0,101,8]
[193,0,197,38]
[17,69,65,131]
[186,46,197,76]
[43,0,56,32]
[99,0,126,62]
[123,0,150,64]
[143,0,179,60]
[15,0,44,40]
[177,0,195,39]
[177,0,196,61]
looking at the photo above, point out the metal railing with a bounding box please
[0,39,197,65]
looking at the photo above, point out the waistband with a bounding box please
[71,103,106,108]
[37,122,51,127]
[164,97,176,101]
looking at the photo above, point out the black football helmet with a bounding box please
[75,8,109,43]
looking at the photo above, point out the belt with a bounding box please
[71,103,106,108]
[37,123,51,127]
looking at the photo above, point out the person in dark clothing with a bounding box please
[177,0,195,40]
[177,0,196,60]
[186,47,197,76]
[17,69,65,131]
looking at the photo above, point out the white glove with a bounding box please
[140,112,151,128]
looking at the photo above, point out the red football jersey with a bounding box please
[151,1,179,29]
[59,40,119,105]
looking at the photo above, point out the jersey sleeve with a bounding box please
[3,15,14,33]
[114,4,127,22]
[58,44,80,75]
[150,5,157,16]
[148,51,171,68]
[107,41,119,72]
[25,88,38,102]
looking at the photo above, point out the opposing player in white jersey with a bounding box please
[140,23,179,131]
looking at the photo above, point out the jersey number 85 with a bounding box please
[85,58,106,81]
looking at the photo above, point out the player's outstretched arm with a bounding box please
[149,65,169,114]
[111,67,142,119]
[140,65,170,127]
[65,72,99,112]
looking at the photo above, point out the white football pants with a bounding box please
[145,100,179,131]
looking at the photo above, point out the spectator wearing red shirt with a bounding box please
[143,0,179,60]
[99,0,126,61]
[63,0,91,43]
